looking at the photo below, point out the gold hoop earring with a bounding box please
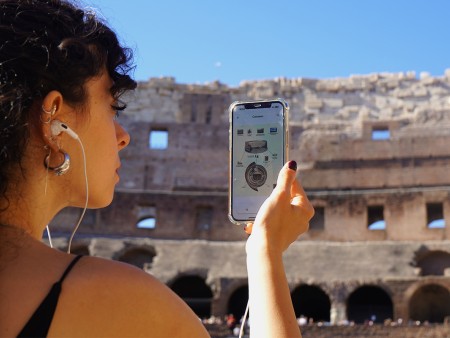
[44,150,70,176]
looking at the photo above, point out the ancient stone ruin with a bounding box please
[50,70,450,336]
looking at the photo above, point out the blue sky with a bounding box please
[85,0,450,86]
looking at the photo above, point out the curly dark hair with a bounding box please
[0,0,137,205]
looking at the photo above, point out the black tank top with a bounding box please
[17,255,83,338]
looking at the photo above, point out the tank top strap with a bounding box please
[17,255,84,338]
[58,255,83,284]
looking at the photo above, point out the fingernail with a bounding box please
[288,160,297,171]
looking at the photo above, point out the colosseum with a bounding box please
[49,70,450,337]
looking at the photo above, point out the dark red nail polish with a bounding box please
[288,160,297,171]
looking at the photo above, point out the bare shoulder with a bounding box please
[49,256,210,338]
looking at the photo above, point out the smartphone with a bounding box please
[229,98,289,224]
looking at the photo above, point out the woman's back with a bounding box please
[0,229,209,337]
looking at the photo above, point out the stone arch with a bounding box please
[227,284,249,320]
[347,285,393,323]
[409,283,450,323]
[291,284,331,322]
[416,250,450,276]
[117,246,156,269]
[170,275,213,319]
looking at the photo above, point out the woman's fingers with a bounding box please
[278,161,313,216]
[280,163,315,229]
[291,176,304,201]
[275,161,298,195]
[245,223,253,234]
[291,178,315,225]
[244,161,314,235]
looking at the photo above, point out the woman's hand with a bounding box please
[245,161,313,338]
[245,160,314,256]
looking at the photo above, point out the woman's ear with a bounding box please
[40,91,65,152]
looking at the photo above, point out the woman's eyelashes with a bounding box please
[111,102,127,119]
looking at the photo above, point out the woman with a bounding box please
[0,0,314,337]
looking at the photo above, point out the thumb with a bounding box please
[275,160,298,194]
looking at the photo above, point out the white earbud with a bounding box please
[51,120,79,140]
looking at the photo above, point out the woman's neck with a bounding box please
[1,137,68,240]
[0,185,60,241]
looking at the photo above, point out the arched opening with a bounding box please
[136,217,156,229]
[170,275,212,319]
[117,247,156,269]
[426,203,445,228]
[227,285,249,320]
[347,285,393,323]
[417,251,450,276]
[367,205,386,230]
[136,206,157,229]
[291,284,331,322]
[409,284,450,323]
[368,220,386,230]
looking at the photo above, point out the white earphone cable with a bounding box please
[67,137,88,254]
[44,120,88,252]
[46,225,54,248]
[239,299,250,338]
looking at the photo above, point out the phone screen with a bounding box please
[229,100,287,223]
